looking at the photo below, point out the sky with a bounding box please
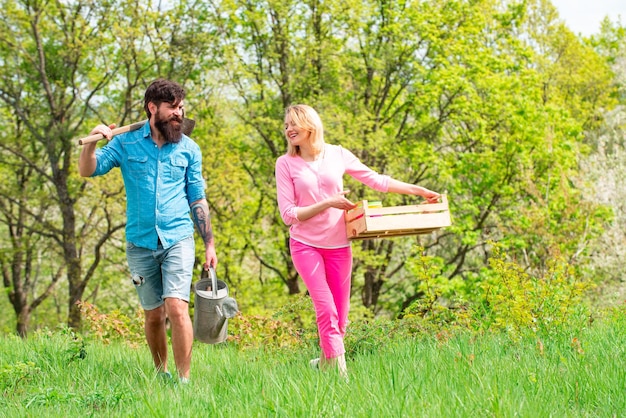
[551,0,626,37]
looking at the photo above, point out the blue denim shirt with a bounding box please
[92,121,206,250]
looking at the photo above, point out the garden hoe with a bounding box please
[77,118,196,145]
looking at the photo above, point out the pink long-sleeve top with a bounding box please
[275,143,390,248]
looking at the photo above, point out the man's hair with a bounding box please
[144,79,186,119]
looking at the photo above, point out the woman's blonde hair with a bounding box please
[284,104,325,156]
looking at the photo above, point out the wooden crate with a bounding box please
[345,195,451,240]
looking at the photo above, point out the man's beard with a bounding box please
[155,111,183,143]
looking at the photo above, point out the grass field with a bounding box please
[1,319,625,418]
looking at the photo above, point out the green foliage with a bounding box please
[77,301,144,347]
[228,295,317,351]
[0,360,40,395]
[475,245,594,338]
[60,327,88,363]
[395,241,597,342]
[74,242,598,357]
[77,294,317,352]
[0,0,623,336]
[603,302,626,326]
[384,245,473,333]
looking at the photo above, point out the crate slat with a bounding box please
[346,195,451,240]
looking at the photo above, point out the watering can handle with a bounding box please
[208,266,219,299]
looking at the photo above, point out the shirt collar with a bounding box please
[141,120,152,139]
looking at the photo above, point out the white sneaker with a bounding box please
[309,358,320,369]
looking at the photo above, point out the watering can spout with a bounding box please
[210,306,227,333]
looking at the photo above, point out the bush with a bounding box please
[77,301,144,347]
[473,246,594,338]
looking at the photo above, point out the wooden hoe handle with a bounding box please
[77,119,196,145]
[78,121,146,145]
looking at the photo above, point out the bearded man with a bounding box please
[79,79,217,384]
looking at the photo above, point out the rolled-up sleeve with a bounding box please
[93,140,122,177]
[275,157,299,225]
[185,143,206,204]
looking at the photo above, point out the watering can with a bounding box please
[193,267,238,344]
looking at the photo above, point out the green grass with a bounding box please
[1,323,625,417]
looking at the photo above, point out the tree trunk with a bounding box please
[60,181,83,330]
[16,306,30,338]
[286,275,300,295]
[361,268,383,309]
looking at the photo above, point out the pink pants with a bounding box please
[290,238,352,359]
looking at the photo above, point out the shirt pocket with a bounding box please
[168,156,188,181]
[127,155,148,175]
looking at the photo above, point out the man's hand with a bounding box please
[204,243,218,270]
[89,124,117,141]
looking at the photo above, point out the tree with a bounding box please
[0,0,125,334]
[579,18,626,300]
[199,0,617,317]
[0,0,619,334]
[0,0,219,334]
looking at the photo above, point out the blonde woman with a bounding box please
[275,104,440,378]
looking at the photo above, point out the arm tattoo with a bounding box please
[191,202,214,245]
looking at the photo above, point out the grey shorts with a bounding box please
[126,236,195,310]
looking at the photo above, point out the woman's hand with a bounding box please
[326,190,358,210]
[386,179,441,203]
[419,188,441,204]
[293,190,357,222]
